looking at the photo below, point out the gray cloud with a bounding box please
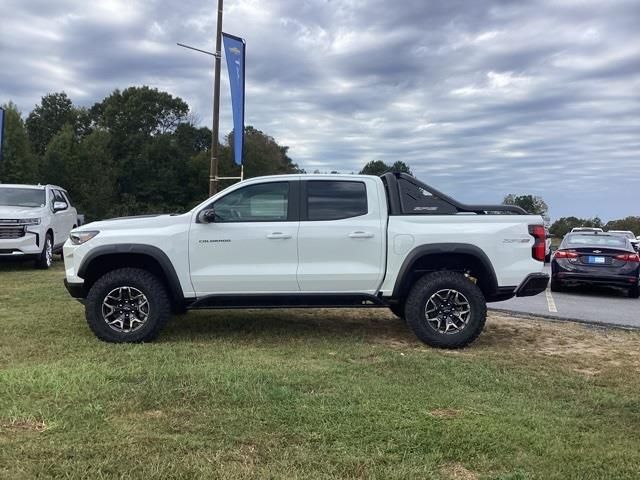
[1,0,639,220]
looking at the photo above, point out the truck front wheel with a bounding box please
[404,271,487,349]
[85,268,171,343]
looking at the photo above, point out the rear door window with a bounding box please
[305,181,367,221]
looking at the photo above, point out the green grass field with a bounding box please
[1,261,640,479]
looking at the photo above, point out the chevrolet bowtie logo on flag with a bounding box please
[222,33,246,166]
[0,107,5,164]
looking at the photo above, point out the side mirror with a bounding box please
[197,208,217,224]
[53,201,68,212]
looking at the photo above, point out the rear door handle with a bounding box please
[267,232,292,239]
[348,231,374,238]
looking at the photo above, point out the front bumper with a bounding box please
[64,278,86,300]
[0,229,43,256]
[515,272,550,297]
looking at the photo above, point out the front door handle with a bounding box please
[267,232,292,239]
[348,231,374,238]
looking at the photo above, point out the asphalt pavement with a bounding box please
[492,265,640,328]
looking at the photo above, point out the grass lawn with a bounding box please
[1,261,640,479]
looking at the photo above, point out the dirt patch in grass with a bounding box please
[439,462,479,480]
[429,408,464,419]
[479,313,640,369]
[0,418,47,434]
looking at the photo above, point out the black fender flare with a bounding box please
[77,244,185,303]
[392,243,499,298]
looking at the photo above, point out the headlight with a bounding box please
[70,231,100,245]
[21,218,41,225]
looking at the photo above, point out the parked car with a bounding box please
[0,184,78,269]
[551,232,640,298]
[608,230,639,252]
[545,229,552,262]
[571,227,604,233]
[63,172,549,348]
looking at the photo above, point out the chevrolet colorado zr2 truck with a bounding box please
[63,172,549,348]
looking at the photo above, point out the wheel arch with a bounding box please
[392,243,499,301]
[78,244,185,308]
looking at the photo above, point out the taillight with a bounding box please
[528,225,546,262]
[615,253,640,263]
[554,250,579,259]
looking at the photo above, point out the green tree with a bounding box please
[41,124,78,189]
[0,103,39,183]
[502,194,549,216]
[90,86,189,138]
[74,131,118,220]
[224,126,300,180]
[25,92,80,155]
[549,216,604,238]
[604,217,640,234]
[360,160,388,176]
[359,160,412,176]
[391,161,412,175]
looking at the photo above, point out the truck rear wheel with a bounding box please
[404,271,487,349]
[85,268,171,343]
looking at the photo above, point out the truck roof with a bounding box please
[0,183,67,191]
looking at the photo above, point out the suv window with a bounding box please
[60,190,73,207]
[306,181,367,221]
[213,182,289,222]
[53,190,68,209]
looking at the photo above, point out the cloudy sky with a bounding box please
[1,0,639,220]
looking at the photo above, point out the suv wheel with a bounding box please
[85,268,171,343]
[35,233,53,269]
[404,271,487,349]
[629,285,639,299]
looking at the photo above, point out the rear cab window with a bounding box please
[304,181,367,221]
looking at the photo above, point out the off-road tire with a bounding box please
[35,233,53,269]
[405,271,487,349]
[629,285,640,299]
[85,268,171,343]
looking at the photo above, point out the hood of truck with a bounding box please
[0,205,48,220]
[79,213,188,231]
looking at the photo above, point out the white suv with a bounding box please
[0,184,78,268]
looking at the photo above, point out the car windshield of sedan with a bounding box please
[0,188,46,207]
[563,234,627,248]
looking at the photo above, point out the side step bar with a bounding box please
[187,293,389,310]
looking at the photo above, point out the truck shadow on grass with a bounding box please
[162,308,418,346]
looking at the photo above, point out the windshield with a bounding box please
[563,234,627,249]
[0,188,46,208]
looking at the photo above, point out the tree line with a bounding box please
[1,87,301,221]
[501,195,640,237]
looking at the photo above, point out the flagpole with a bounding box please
[209,0,224,196]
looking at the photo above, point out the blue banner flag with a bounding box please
[222,32,246,166]
[0,107,5,164]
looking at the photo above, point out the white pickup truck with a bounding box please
[63,173,549,348]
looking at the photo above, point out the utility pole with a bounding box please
[210,0,224,196]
